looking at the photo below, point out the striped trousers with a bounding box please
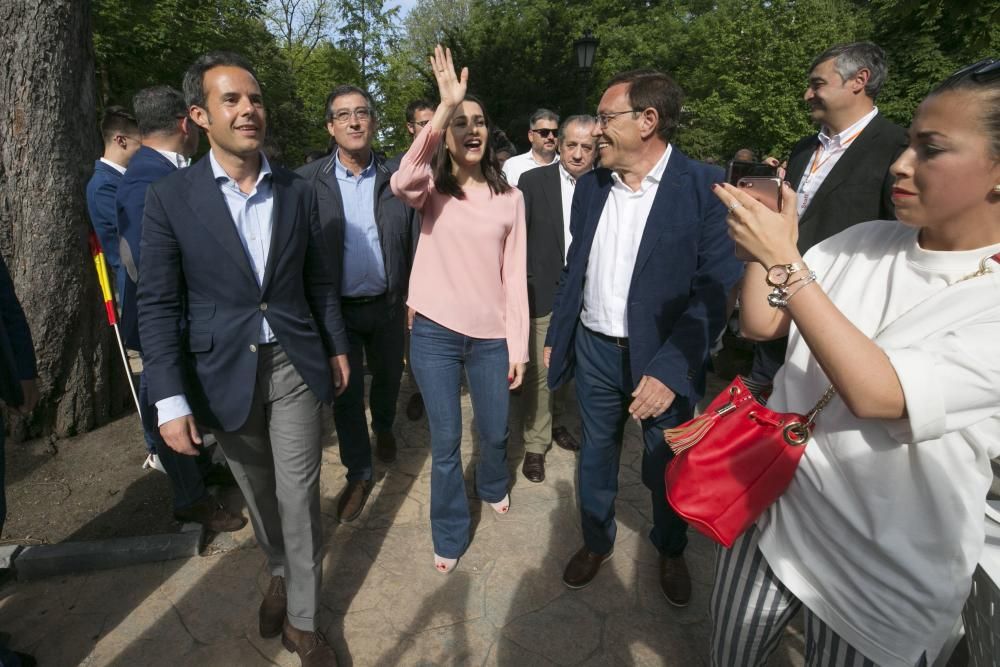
[710,527,927,667]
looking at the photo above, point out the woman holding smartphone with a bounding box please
[709,59,1000,666]
[391,46,528,573]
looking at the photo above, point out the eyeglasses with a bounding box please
[944,58,1000,85]
[331,107,373,124]
[409,119,431,128]
[594,109,643,128]
[531,128,558,138]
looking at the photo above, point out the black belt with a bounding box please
[584,326,629,349]
[341,293,386,305]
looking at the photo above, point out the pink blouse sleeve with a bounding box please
[503,190,530,364]
[389,124,441,211]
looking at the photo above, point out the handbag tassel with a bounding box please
[663,411,721,455]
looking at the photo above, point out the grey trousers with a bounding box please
[521,313,570,455]
[212,344,324,632]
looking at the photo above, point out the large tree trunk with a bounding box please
[0,0,123,441]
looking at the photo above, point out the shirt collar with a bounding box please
[818,107,878,150]
[334,149,375,179]
[153,148,190,169]
[209,149,272,190]
[610,143,672,190]
[99,157,127,175]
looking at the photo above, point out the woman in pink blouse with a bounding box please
[391,46,529,573]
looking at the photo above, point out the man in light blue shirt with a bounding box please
[297,85,417,524]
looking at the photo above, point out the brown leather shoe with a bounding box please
[336,479,374,523]
[282,620,338,666]
[660,554,692,607]
[374,431,397,464]
[259,575,286,638]
[521,452,545,483]
[552,426,580,452]
[563,545,613,589]
[173,494,247,532]
[405,392,424,421]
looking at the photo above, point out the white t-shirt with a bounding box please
[502,150,557,186]
[758,220,1000,667]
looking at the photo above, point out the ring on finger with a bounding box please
[728,201,741,212]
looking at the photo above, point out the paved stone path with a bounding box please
[0,379,806,666]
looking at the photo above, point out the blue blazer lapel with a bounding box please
[186,157,258,286]
[261,168,295,292]
[631,149,686,282]
[576,170,614,268]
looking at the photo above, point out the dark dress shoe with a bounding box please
[552,426,580,452]
[660,554,692,607]
[563,545,613,589]
[405,392,424,421]
[173,494,247,532]
[374,431,397,464]
[337,479,374,523]
[259,575,286,638]
[521,452,545,483]
[282,620,338,666]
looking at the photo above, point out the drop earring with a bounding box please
[994,184,1000,195]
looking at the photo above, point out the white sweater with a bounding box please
[758,220,1000,667]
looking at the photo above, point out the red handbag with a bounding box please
[663,376,834,548]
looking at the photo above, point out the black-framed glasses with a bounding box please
[531,127,558,138]
[332,107,373,124]
[595,109,643,128]
[944,58,1000,85]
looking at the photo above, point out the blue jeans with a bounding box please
[409,315,510,559]
[574,324,691,557]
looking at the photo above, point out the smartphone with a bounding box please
[726,160,777,186]
[737,176,783,212]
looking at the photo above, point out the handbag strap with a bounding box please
[801,250,1000,426]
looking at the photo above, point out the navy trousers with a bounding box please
[574,323,691,557]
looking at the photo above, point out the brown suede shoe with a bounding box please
[336,479,374,523]
[521,452,545,483]
[282,620,338,666]
[563,545,613,589]
[405,392,424,421]
[374,431,397,464]
[660,554,692,607]
[552,426,580,452]
[173,494,247,532]
[259,575,286,638]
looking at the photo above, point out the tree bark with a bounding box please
[0,0,123,441]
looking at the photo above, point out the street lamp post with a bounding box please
[573,30,598,114]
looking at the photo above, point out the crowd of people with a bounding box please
[1,38,998,667]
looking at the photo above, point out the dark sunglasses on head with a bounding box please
[531,128,558,138]
[945,58,1000,85]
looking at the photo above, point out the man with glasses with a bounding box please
[752,42,907,385]
[298,85,417,523]
[502,108,560,186]
[544,70,742,605]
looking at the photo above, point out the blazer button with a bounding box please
[249,344,258,353]
[260,302,268,311]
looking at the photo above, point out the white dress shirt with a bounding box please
[796,107,878,215]
[153,148,191,169]
[502,150,558,187]
[557,163,577,258]
[580,144,672,338]
[99,157,127,174]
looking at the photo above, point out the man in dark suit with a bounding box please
[86,106,140,302]
[0,254,39,667]
[115,85,242,533]
[753,41,908,382]
[139,52,349,664]
[517,114,596,483]
[544,70,743,605]
[297,85,416,523]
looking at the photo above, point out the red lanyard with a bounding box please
[803,129,864,183]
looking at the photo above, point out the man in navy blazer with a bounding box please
[86,106,140,302]
[545,70,743,604]
[139,52,349,663]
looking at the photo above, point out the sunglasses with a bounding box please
[944,58,1000,85]
[531,128,558,138]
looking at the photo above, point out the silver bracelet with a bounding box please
[767,271,817,308]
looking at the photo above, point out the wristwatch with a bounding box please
[765,263,804,287]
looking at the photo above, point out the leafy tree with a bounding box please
[337,0,403,89]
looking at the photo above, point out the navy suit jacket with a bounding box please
[0,255,36,408]
[545,149,743,409]
[137,155,348,432]
[86,160,126,301]
[116,147,178,350]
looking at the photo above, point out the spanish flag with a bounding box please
[87,230,117,326]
